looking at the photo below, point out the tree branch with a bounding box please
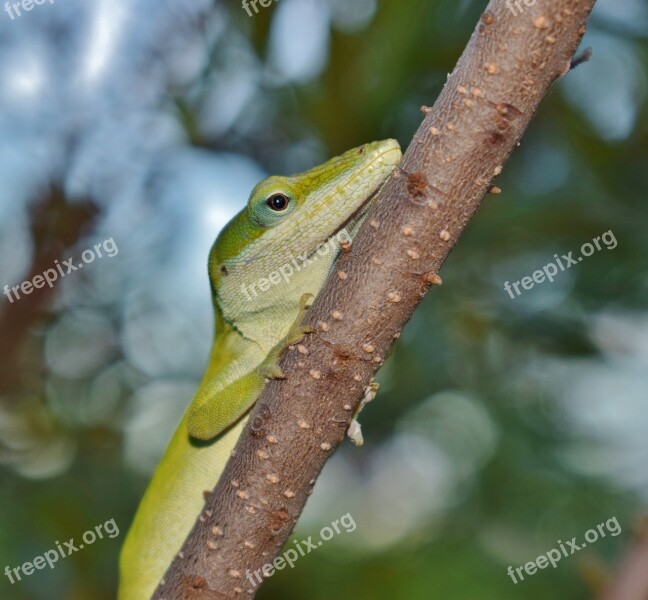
[154,1,597,597]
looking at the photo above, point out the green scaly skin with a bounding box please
[118,139,402,600]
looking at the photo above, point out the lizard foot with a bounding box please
[283,293,316,346]
[259,293,316,381]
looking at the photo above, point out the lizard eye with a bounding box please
[267,194,289,211]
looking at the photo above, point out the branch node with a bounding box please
[480,11,494,25]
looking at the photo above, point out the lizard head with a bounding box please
[209,139,402,303]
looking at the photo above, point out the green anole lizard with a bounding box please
[118,139,402,599]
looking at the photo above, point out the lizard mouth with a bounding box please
[334,184,381,238]
[300,185,381,266]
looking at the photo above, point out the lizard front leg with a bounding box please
[259,293,315,380]
[187,294,315,441]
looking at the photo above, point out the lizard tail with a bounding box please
[118,413,247,600]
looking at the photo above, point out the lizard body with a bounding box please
[118,139,402,599]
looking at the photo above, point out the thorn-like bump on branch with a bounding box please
[423,273,443,286]
[481,11,494,25]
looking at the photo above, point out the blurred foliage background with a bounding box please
[0,0,647,598]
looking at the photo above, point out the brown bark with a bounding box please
[153,1,597,597]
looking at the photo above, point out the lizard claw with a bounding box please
[298,293,315,311]
[260,363,286,380]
